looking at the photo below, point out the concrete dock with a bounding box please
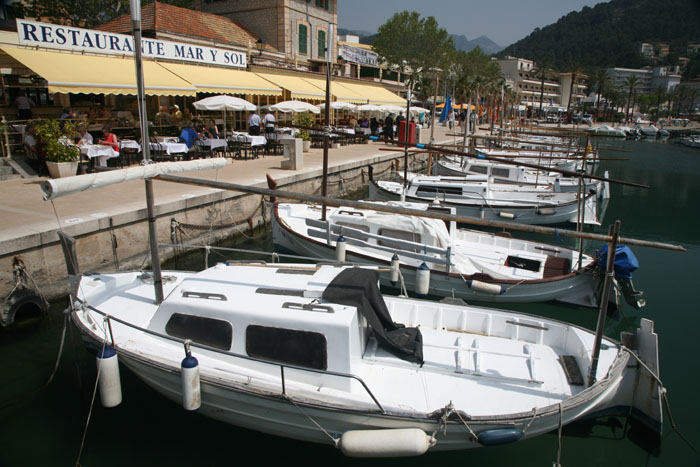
[0,125,459,301]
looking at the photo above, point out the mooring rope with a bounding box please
[283,394,338,446]
[622,346,700,456]
[553,402,563,467]
[75,321,109,467]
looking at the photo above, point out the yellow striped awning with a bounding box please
[254,71,326,100]
[335,80,404,105]
[330,81,369,104]
[159,62,282,96]
[1,46,196,96]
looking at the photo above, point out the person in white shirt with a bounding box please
[77,126,93,146]
[248,110,261,136]
[263,110,276,135]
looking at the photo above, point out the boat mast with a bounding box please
[321,24,333,221]
[130,0,164,304]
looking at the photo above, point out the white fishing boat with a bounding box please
[65,248,662,456]
[433,156,609,197]
[369,175,600,226]
[272,201,638,308]
[473,147,582,171]
[584,125,627,137]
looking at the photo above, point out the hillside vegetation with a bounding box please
[499,0,700,71]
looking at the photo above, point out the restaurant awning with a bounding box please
[254,71,326,100]
[1,46,196,96]
[331,81,370,104]
[334,80,404,105]
[160,62,282,96]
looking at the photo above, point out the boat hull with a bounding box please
[73,315,632,452]
[272,206,600,307]
[368,180,598,226]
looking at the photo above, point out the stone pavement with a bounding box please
[0,124,462,256]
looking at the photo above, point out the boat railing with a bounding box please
[305,218,453,271]
[78,297,387,414]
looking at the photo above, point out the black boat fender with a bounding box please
[2,286,48,327]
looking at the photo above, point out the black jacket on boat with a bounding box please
[322,268,424,364]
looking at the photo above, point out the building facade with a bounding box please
[194,0,337,71]
[606,66,681,94]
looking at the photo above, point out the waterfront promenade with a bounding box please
[0,124,459,299]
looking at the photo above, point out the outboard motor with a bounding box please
[597,245,646,309]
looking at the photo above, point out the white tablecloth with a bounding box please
[335,127,355,134]
[198,138,227,150]
[79,144,118,167]
[228,133,267,147]
[150,142,189,155]
[120,140,141,151]
[155,136,179,143]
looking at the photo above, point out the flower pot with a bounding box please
[302,140,311,152]
[46,161,79,179]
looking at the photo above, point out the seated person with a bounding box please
[207,120,220,139]
[180,121,199,148]
[77,126,93,146]
[98,127,119,152]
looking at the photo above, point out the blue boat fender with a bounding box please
[476,428,524,446]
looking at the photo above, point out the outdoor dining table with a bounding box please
[149,141,189,155]
[228,133,267,147]
[155,136,179,143]
[79,144,118,167]
[198,138,228,150]
[120,140,141,151]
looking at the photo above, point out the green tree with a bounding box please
[565,63,584,115]
[372,11,454,83]
[623,76,642,122]
[589,69,611,122]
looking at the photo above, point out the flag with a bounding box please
[439,93,452,122]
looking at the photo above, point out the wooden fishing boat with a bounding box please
[272,201,617,307]
[369,175,601,226]
[66,250,662,456]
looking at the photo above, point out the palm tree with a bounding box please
[531,58,557,118]
[623,76,641,123]
[565,63,584,116]
[589,69,611,123]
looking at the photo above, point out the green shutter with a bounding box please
[318,29,326,59]
[299,24,308,55]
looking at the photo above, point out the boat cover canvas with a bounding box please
[322,268,424,364]
[597,245,639,279]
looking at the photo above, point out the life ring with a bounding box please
[2,287,48,327]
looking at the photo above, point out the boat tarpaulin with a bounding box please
[597,245,640,279]
[322,268,423,364]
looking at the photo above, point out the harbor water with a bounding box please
[1,138,699,466]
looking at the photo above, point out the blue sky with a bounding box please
[338,0,606,47]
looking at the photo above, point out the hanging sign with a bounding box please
[339,43,378,66]
[16,19,247,68]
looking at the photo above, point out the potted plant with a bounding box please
[35,119,80,178]
[296,111,314,152]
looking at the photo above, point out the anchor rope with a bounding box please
[284,394,338,446]
[621,346,700,456]
[75,322,109,467]
[553,402,563,467]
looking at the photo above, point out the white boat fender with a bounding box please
[338,428,434,457]
[390,252,400,285]
[476,428,523,446]
[181,341,201,412]
[467,280,504,295]
[96,345,122,408]
[335,234,346,263]
[536,207,556,216]
[416,262,430,296]
[499,211,515,219]
[479,207,485,219]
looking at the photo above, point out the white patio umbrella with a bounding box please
[319,101,357,110]
[409,106,430,114]
[192,95,257,135]
[356,104,383,112]
[379,104,404,113]
[270,100,321,114]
